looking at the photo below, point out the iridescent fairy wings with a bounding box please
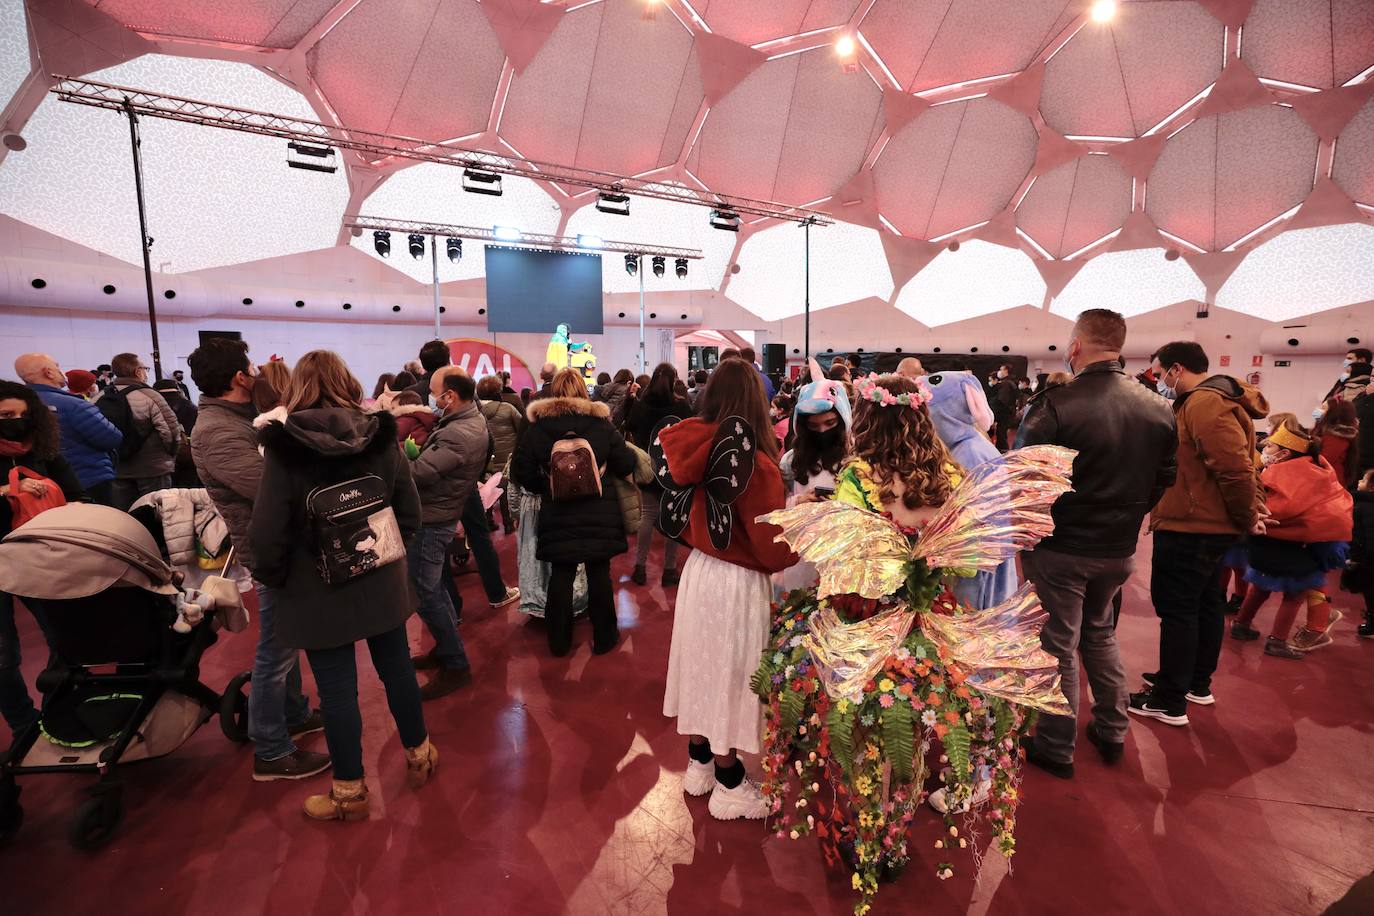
[757,501,911,600]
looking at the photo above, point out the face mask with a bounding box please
[1156,374,1177,400]
[811,426,844,450]
[1344,358,1354,368]
[1312,406,1326,421]
[1340,371,1351,382]
[0,416,34,442]
[1259,450,1280,467]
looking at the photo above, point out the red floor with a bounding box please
[2,532,1372,915]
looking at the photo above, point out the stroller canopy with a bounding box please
[0,504,177,600]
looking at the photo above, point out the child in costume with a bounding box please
[754,373,1074,914]
[1230,419,1352,657]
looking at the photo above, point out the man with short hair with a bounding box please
[896,357,925,379]
[188,338,330,781]
[171,369,191,401]
[529,362,558,402]
[989,363,1019,451]
[1131,340,1268,727]
[1321,346,1373,407]
[738,346,775,400]
[101,352,182,510]
[1016,309,1177,777]
[16,352,123,506]
[407,339,452,401]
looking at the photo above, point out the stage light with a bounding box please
[675,258,688,279]
[625,254,638,276]
[373,230,391,258]
[577,234,604,249]
[652,255,666,277]
[493,226,522,241]
[1090,0,1117,23]
[286,141,337,173]
[710,209,741,232]
[835,33,856,57]
[408,233,426,259]
[462,169,503,196]
[446,237,462,262]
[596,191,631,216]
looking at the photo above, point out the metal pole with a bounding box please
[638,255,646,375]
[123,98,163,381]
[803,217,811,372]
[430,234,441,339]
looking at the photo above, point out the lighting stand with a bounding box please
[430,234,441,339]
[122,98,164,380]
[638,254,646,375]
[802,216,814,372]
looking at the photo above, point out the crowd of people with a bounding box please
[1,318,1371,839]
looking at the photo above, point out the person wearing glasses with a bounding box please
[102,352,183,510]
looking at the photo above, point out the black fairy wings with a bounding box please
[650,415,757,551]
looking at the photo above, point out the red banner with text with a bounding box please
[444,338,535,392]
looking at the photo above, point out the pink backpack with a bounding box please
[549,435,603,501]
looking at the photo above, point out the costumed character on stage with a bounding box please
[546,324,595,381]
[751,372,1075,915]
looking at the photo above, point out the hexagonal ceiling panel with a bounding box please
[894,240,1045,326]
[1333,94,1374,205]
[1147,104,1319,250]
[1041,1,1224,137]
[693,0,862,47]
[1017,152,1134,259]
[725,222,892,322]
[1241,0,1374,89]
[500,0,702,178]
[86,0,338,47]
[686,47,884,206]
[308,0,506,142]
[0,0,30,110]
[0,54,348,272]
[1216,223,1374,320]
[872,97,1036,239]
[1051,248,1205,319]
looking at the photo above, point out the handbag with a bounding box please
[306,474,405,585]
[6,465,67,529]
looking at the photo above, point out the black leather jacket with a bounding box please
[1016,361,1178,558]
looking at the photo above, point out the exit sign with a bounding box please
[1273,360,1291,367]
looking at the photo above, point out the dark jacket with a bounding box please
[626,395,693,492]
[511,396,636,565]
[2,450,83,537]
[1350,489,1374,566]
[190,397,263,571]
[250,409,421,651]
[481,398,524,472]
[30,383,122,489]
[158,388,199,435]
[1017,361,1178,558]
[991,377,1019,422]
[407,371,438,403]
[1356,393,1374,476]
[412,403,488,525]
[592,382,631,429]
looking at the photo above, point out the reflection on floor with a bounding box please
[2,532,1372,915]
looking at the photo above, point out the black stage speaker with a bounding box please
[763,343,786,375]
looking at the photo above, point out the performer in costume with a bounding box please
[546,324,572,370]
[753,372,1074,914]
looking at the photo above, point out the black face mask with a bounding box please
[0,416,34,442]
[811,426,844,450]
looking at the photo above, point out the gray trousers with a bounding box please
[635,488,679,571]
[1023,547,1135,764]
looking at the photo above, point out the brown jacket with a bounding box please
[1151,375,1269,535]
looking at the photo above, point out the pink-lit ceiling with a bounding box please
[0,0,1371,324]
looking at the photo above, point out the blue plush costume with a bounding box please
[923,370,1019,608]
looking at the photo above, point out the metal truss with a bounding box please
[51,76,833,226]
[344,215,705,259]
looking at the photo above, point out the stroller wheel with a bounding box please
[69,785,123,850]
[220,671,252,743]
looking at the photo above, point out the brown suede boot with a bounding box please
[405,738,439,789]
[303,778,369,821]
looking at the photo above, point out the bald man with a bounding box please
[16,352,122,505]
[896,357,925,379]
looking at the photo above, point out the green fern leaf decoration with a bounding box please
[779,688,806,737]
[882,703,915,782]
[945,722,971,778]
[827,703,856,777]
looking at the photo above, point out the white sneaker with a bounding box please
[708,778,770,821]
[490,587,520,609]
[928,776,992,814]
[1185,690,1215,706]
[682,760,716,797]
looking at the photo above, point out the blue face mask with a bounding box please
[1156,373,1177,400]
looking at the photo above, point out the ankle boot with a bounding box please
[405,738,439,789]
[303,778,369,821]
[631,565,647,586]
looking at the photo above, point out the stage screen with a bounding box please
[484,245,604,334]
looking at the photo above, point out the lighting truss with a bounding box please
[344,215,705,260]
[53,76,833,226]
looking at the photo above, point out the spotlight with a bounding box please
[493,226,522,241]
[286,141,337,173]
[462,169,503,196]
[1164,248,1181,261]
[373,230,391,258]
[596,191,631,216]
[947,239,960,252]
[625,254,638,276]
[675,258,688,279]
[709,209,741,232]
[577,234,605,249]
[446,237,462,262]
[835,33,856,57]
[652,255,665,277]
[408,233,426,259]
[1090,0,1116,23]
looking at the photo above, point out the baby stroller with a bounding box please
[0,504,251,850]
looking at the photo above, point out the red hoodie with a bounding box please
[1261,454,1353,544]
[657,417,797,574]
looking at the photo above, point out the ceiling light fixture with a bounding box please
[577,234,604,249]
[1090,0,1117,23]
[408,233,426,259]
[493,226,522,241]
[625,254,638,276]
[675,258,688,279]
[709,209,741,232]
[835,33,856,57]
[286,141,337,173]
[373,230,391,258]
[446,237,462,262]
[652,255,665,277]
[462,168,503,196]
[596,191,631,216]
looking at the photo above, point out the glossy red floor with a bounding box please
[2,532,1372,915]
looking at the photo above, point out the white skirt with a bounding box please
[663,550,772,755]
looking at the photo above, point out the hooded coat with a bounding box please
[391,403,437,448]
[511,396,636,565]
[1258,454,1353,544]
[250,408,421,651]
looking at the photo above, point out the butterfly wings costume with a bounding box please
[651,415,756,551]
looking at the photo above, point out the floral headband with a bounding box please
[854,373,932,409]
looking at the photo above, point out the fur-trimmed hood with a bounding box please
[259,407,398,464]
[389,403,435,419]
[526,396,610,423]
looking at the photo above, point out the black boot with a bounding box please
[1359,613,1374,639]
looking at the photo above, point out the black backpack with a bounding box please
[97,384,151,460]
[305,474,405,585]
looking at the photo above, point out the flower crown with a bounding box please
[854,373,932,409]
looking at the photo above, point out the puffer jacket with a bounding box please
[1152,375,1269,535]
[30,382,122,489]
[1259,455,1353,544]
[251,408,421,651]
[511,396,636,565]
[191,397,263,571]
[130,487,230,567]
[626,395,693,492]
[103,378,181,479]
[592,381,631,429]
[411,403,489,525]
[481,398,524,472]
[392,404,437,448]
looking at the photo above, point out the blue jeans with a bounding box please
[462,489,510,604]
[246,583,310,761]
[407,525,471,672]
[0,591,51,735]
[305,624,427,781]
